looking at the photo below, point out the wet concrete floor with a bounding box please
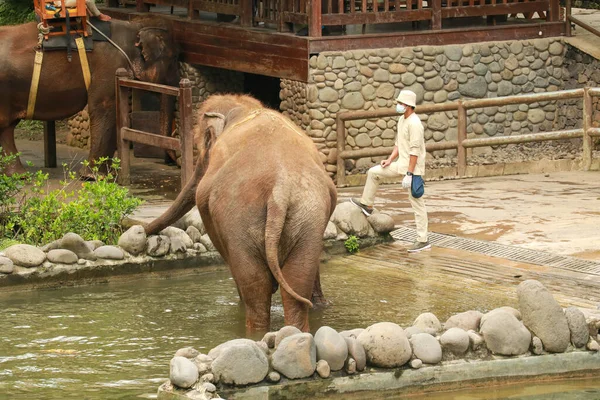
[13,139,600,308]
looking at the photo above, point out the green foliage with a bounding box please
[344,235,359,254]
[2,157,143,245]
[0,0,35,26]
[0,148,33,239]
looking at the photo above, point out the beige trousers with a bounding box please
[360,163,429,243]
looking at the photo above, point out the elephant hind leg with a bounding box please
[280,241,322,332]
[0,120,27,175]
[228,252,274,334]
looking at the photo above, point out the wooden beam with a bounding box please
[441,1,549,18]
[121,128,182,151]
[309,0,322,37]
[309,21,565,52]
[322,9,432,25]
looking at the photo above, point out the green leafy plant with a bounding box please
[0,147,34,239]
[344,235,360,254]
[6,157,143,245]
[0,0,35,26]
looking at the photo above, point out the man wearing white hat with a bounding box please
[351,89,430,252]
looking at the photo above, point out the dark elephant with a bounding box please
[145,94,337,333]
[0,18,179,175]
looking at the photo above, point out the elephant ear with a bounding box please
[202,112,226,151]
[136,28,169,62]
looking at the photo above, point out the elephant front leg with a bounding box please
[0,121,27,176]
[80,100,117,178]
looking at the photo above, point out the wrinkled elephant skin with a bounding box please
[146,95,337,333]
[0,19,179,175]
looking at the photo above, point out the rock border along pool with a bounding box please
[0,202,393,289]
[157,280,600,400]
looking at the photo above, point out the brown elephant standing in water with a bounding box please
[146,94,337,332]
[0,18,179,175]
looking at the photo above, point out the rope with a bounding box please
[37,22,51,49]
[87,20,137,78]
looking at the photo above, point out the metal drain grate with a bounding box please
[391,226,600,276]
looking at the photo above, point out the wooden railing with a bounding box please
[129,0,559,35]
[335,87,600,187]
[115,68,194,186]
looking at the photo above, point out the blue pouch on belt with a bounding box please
[411,175,424,198]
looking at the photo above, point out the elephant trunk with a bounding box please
[144,163,205,235]
[265,196,313,308]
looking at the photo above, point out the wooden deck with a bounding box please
[103,0,566,82]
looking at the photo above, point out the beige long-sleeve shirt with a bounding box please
[394,113,426,176]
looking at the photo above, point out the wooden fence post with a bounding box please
[116,68,131,186]
[565,0,571,36]
[309,0,322,37]
[179,78,194,186]
[43,121,57,168]
[457,101,467,177]
[583,87,592,171]
[336,115,346,187]
[431,0,441,30]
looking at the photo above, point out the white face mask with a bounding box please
[396,104,406,114]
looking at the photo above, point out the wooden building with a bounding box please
[103,0,565,82]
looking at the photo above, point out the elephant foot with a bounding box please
[2,160,28,177]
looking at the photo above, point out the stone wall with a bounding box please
[294,39,575,178]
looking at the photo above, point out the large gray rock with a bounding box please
[200,234,217,252]
[275,326,302,348]
[323,221,337,239]
[367,213,395,234]
[85,240,105,251]
[160,226,193,249]
[146,235,170,257]
[564,307,589,348]
[440,327,469,355]
[60,232,96,260]
[316,359,330,378]
[480,307,521,328]
[211,343,269,385]
[517,280,570,353]
[0,256,14,274]
[330,202,371,237]
[459,76,487,98]
[208,339,257,360]
[404,326,425,338]
[5,244,46,267]
[93,245,124,260]
[314,326,348,371]
[170,356,199,389]
[186,226,203,244]
[480,310,531,355]
[169,237,187,254]
[47,249,78,264]
[409,333,442,364]
[119,225,147,256]
[357,322,411,368]
[413,312,442,335]
[175,347,200,359]
[272,333,317,379]
[179,207,205,234]
[344,336,366,371]
[339,328,365,339]
[444,310,483,332]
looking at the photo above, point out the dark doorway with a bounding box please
[244,73,281,110]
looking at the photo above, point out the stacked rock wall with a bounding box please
[295,38,576,178]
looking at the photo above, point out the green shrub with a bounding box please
[344,235,359,254]
[5,158,143,245]
[0,0,35,26]
[0,148,34,239]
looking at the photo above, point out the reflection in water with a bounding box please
[0,258,596,399]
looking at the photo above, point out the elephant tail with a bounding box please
[265,197,313,309]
